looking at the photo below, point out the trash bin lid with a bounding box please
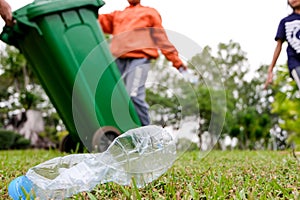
[20,0,105,19]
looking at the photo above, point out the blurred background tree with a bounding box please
[0,46,61,148]
[0,40,298,151]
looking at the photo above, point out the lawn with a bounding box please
[0,150,299,199]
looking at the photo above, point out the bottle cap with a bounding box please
[8,176,34,200]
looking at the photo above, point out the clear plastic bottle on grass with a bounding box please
[8,125,177,199]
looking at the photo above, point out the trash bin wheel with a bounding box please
[59,134,84,153]
[92,126,121,152]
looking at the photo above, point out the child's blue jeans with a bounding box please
[115,58,151,126]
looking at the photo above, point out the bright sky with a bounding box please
[2,0,292,74]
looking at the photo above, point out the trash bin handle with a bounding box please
[0,19,42,47]
[15,16,42,36]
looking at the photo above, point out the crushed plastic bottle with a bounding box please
[8,125,177,199]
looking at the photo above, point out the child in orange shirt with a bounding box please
[99,0,187,125]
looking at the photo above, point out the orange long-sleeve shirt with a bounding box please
[98,3,183,68]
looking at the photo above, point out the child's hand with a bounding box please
[264,72,273,89]
[178,64,187,73]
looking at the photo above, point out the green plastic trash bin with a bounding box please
[0,0,141,152]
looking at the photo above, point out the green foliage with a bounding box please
[188,40,273,149]
[0,129,30,150]
[0,45,42,113]
[271,65,300,150]
[234,108,271,149]
[19,90,42,110]
[145,58,185,128]
[0,45,61,145]
[146,40,275,150]
[0,46,38,94]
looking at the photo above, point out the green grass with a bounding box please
[0,150,299,199]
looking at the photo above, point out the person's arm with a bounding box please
[0,0,13,26]
[98,12,115,34]
[150,9,187,71]
[265,39,283,89]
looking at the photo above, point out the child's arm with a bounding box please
[265,40,283,89]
